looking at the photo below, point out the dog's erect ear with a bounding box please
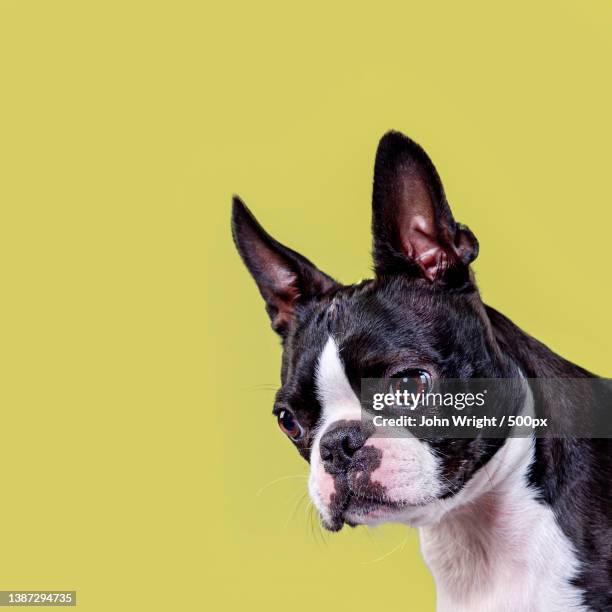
[372,131,478,282]
[231,196,339,337]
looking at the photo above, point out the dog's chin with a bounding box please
[322,497,421,531]
[343,498,406,526]
[322,496,442,531]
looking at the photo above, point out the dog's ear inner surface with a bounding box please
[231,196,339,336]
[371,131,479,282]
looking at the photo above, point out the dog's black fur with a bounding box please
[231,131,612,609]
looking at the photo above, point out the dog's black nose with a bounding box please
[319,421,367,472]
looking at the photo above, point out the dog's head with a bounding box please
[232,131,517,530]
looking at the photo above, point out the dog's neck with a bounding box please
[418,435,584,611]
[417,306,592,612]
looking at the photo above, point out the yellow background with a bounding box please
[0,2,610,611]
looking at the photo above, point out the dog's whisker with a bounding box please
[242,384,278,392]
[283,490,309,530]
[255,474,308,497]
[362,534,409,565]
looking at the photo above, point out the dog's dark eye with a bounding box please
[390,370,432,395]
[277,410,304,440]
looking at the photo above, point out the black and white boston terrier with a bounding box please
[231,131,612,611]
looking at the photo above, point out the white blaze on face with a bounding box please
[308,335,444,525]
[308,336,362,524]
[314,336,362,423]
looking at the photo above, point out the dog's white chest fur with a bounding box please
[418,438,587,612]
